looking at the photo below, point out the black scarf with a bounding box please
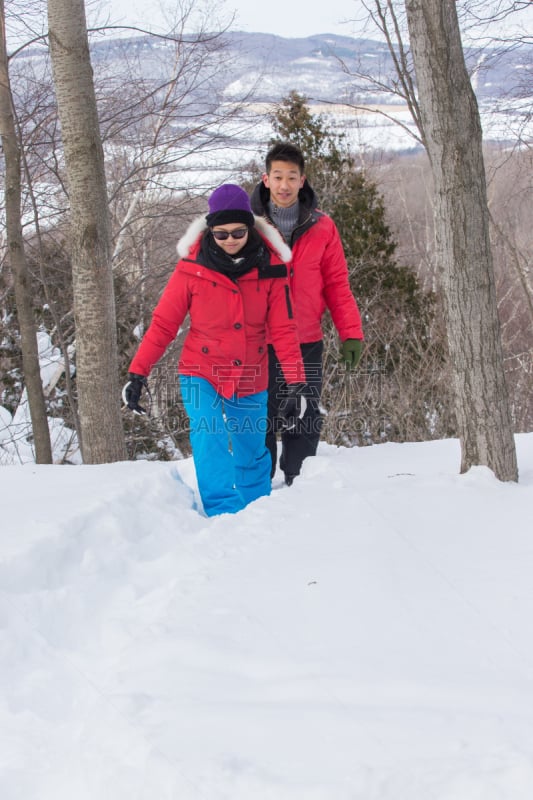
[199,228,269,280]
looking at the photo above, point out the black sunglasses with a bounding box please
[211,227,249,241]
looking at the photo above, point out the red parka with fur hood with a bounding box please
[129,217,305,398]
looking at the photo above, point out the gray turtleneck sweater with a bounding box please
[268,200,299,244]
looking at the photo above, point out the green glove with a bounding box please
[340,339,363,369]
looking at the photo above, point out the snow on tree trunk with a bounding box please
[405,0,518,482]
[47,0,126,463]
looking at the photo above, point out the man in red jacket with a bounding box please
[251,142,364,485]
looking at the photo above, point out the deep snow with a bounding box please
[2,434,533,799]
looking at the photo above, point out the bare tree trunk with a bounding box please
[47,0,126,462]
[0,0,52,463]
[405,0,518,481]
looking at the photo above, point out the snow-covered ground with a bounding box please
[2,433,533,799]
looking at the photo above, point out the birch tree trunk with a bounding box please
[405,0,518,481]
[0,0,52,463]
[47,0,126,462]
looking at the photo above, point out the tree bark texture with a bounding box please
[47,0,126,462]
[405,0,518,481]
[0,1,53,463]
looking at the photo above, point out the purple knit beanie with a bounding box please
[206,184,255,228]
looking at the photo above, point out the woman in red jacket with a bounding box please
[123,184,305,516]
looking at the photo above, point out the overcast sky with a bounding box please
[97,0,371,39]
[95,0,533,44]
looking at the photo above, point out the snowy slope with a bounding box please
[2,435,533,799]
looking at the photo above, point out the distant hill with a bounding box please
[15,30,531,154]
[82,29,529,107]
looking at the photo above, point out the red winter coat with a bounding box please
[251,181,364,344]
[129,217,305,398]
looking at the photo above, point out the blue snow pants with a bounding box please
[179,375,271,516]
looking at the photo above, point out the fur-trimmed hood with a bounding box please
[176,214,292,263]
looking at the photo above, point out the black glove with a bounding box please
[279,382,307,431]
[122,372,148,415]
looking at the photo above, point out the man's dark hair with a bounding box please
[265,142,305,174]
